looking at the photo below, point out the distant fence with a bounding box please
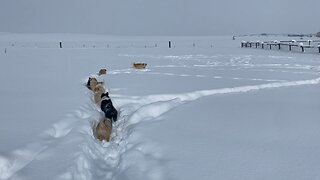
[241,40,320,53]
[0,40,216,50]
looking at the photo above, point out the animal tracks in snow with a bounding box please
[68,76,320,179]
[1,73,320,179]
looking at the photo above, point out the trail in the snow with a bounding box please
[115,77,320,108]
[75,76,320,180]
[1,75,319,180]
[0,100,101,180]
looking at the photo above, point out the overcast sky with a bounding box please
[0,0,319,35]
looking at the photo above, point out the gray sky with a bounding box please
[0,0,319,35]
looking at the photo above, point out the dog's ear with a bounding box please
[106,92,109,97]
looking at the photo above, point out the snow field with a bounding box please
[0,34,320,180]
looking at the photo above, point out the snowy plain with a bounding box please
[0,33,320,180]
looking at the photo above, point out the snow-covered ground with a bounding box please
[0,33,320,180]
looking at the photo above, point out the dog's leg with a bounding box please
[113,110,118,122]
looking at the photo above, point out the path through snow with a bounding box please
[1,75,320,180]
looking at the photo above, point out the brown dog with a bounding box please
[96,118,112,142]
[98,68,107,76]
[93,84,106,106]
[133,63,147,69]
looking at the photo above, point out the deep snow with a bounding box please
[0,34,320,180]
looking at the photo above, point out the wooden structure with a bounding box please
[241,40,320,53]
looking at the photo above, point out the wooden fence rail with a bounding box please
[241,40,320,53]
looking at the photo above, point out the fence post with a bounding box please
[278,44,281,50]
[169,41,171,48]
[262,43,264,49]
[289,45,292,51]
[269,44,272,49]
[59,41,62,48]
[301,46,304,52]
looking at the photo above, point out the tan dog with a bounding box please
[133,63,147,69]
[98,68,107,76]
[93,84,106,106]
[96,118,112,142]
[87,77,98,91]
[87,77,104,91]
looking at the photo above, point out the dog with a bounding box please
[100,92,118,122]
[98,68,107,76]
[96,118,112,141]
[133,63,147,69]
[86,77,104,91]
[86,77,97,90]
[93,84,106,106]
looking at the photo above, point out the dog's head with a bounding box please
[101,92,110,101]
[99,68,107,75]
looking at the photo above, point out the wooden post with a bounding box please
[255,43,258,48]
[169,41,171,48]
[278,44,281,50]
[318,46,320,53]
[241,42,244,47]
[249,43,252,48]
[289,45,292,51]
[269,44,272,49]
[59,41,62,48]
[262,43,264,49]
[301,46,304,52]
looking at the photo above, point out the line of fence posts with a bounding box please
[241,40,320,53]
[2,40,220,50]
